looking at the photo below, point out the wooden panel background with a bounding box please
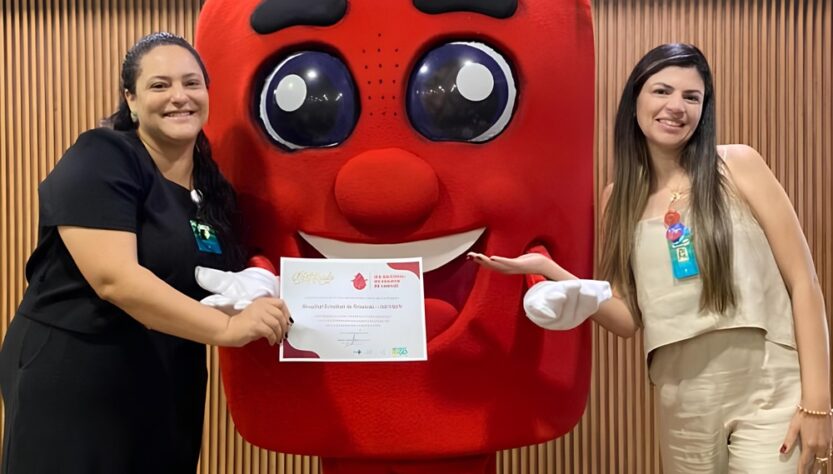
[1,1,830,473]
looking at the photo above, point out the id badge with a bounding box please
[190,220,223,255]
[667,228,699,280]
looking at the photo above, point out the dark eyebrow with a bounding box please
[413,0,517,18]
[652,82,704,95]
[146,73,202,81]
[250,0,347,35]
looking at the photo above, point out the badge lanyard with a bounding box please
[188,189,223,255]
[664,191,699,280]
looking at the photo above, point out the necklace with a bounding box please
[190,189,203,206]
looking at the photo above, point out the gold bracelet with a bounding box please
[797,404,833,417]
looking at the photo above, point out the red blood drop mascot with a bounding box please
[196,1,595,472]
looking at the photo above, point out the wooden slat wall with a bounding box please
[1,1,830,473]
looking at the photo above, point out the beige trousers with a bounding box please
[649,328,801,473]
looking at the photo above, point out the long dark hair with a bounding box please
[599,43,736,319]
[104,32,244,269]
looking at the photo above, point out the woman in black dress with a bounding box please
[0,32,290,473]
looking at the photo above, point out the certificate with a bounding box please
[279,257,427,362]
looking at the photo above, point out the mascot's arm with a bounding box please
[195,256,281,314]
[468,250,611,331]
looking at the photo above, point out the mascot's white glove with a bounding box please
[523,279,612,330]
[195,266,280,314]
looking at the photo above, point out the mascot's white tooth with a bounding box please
[298,228,485,272]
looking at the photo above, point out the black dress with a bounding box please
[0,128,230,474]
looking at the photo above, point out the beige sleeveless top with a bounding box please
[632,194,796,359]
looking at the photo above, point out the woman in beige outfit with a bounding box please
[471,43,831,473]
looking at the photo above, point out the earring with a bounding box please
[130,111,138,123]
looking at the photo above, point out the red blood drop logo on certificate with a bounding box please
[351,273,367,290]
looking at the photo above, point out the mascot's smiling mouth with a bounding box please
[298,228,485,272]
[297,228,486,340]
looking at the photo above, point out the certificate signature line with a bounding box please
[338,333,371,347]
[315,316,392,321]
[326,324,383,328]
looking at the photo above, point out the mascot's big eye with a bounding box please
[406,42,517,143]
[258,51,359,150]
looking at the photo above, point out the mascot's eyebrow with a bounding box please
[250,0,347,35]
[413,0,517,18]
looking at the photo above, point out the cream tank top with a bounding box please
[632,193,797,359]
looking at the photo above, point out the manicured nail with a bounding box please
[289,317,295,324]
[779,444,786,454]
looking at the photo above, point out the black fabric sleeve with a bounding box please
[40,128,151,232]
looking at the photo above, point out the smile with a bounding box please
[298,228,485,272]
[164,111,195,118]
[657,118,684,127]
[297,228,487,340]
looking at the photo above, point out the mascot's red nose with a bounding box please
[334,148,439,229]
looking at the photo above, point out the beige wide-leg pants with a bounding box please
[649,328,801,473]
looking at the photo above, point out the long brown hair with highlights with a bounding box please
[599,43,736,321]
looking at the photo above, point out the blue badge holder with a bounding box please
[667,228,699,280]
[190,220,223,255]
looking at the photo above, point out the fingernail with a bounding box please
[779,444,786,454]
[289,317,295,324]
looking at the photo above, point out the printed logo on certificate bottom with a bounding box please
[352,273,367,290]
